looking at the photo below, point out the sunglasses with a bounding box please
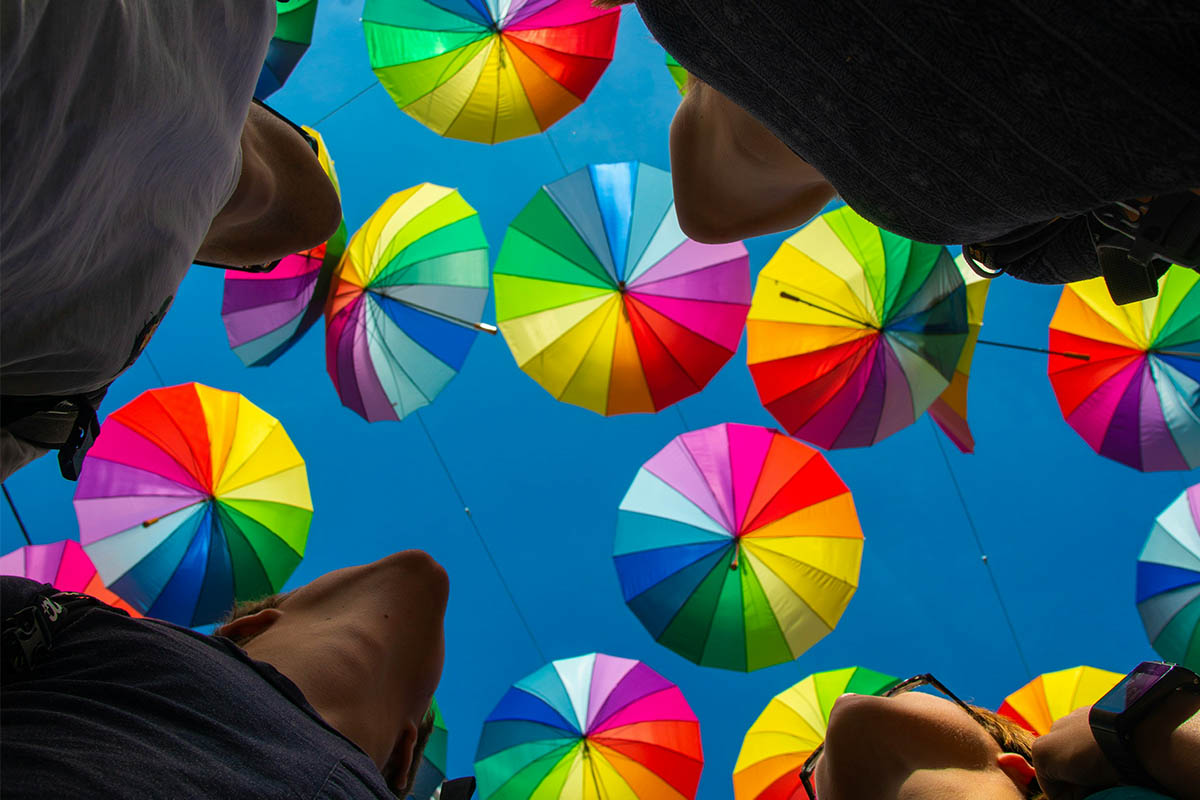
[798,673,1037,799]
[192,99,321,274]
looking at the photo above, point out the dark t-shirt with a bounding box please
[0,577,393,799]
[637,0,1200,280]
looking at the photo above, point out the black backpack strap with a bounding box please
[1,387,107,480]
[1,590,109,679]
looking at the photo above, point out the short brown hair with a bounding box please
[971,706,1044,800]
[218,591,291,646]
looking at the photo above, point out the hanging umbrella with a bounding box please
[998,665,1123,735]
[409,698,450,800]
[73,383,311,627]
[615,423,864,671]
[746,206,968,449]
[926,254,992,453]
[474,652,703,799]
[733,666,898,800]
[0,539,142,618]
[256,0,318,99]
[325,183,494,423]
[665,52,688,95]
[363,0,620,144]
[1048,265,1200,471]
[222,127,347,367]
[495,161,750,415]
[1137,483,1200,670]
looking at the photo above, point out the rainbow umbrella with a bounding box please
[325,184,494,423]
[665,52,688,95]
[255,0,318,99]
[998,665,1122,735]
[409,698,449,800]
[222,127,347,367]
[1048,265,1200,471]
[474,652,703,799]
[733,666,898,800]
[747,206,968,449]
[495,161,750,415]
[0,539,142,618]
[926,254,992,453]
[73,383,311,627]
[1137,483,1200,670]
[363,0,619,144]
[615,423,864,671]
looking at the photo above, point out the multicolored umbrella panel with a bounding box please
[665,51,688,95]
[495,161,750,415]
[998,665,1123,735]
[926,254,992,453]
[475,652,703,800]
[615,423,864,671]
[326,183,494,423]
[255,0,318,99]
[1048,265,1200,471]
[0,539,141,618]
[1137,483,1200,670]
[747,206,969,449]
[364,0,620,144]
[733,666,899,800]
[409,698,449,800]
[222,126,347,367]
[74,383,311,627]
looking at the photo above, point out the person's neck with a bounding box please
[241,621,401,769]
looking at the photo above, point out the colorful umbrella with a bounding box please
[998,665,1123,735]
[926,254,992,453]
[409,698,449,800]
[746,206,968,449]
[665,52,688,95]
[615,423,864,671]
[363,0,620,144]
[256,0,318,99]
[0,539,142,618]
[73,383,311,627]
[1048,265,1200,471]
[1137,483,1200,670]
[222,127,347,367]
[495,161,750,415]
[733,666,898,800]
[325,183,494,423]
[474,652,703,799]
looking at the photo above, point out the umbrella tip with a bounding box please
[478,322,499,335]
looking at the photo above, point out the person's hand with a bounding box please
[1032,707,1122,800]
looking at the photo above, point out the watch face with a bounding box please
[1093,662,1173,715]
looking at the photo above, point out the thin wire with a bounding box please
[143,351,167,386]
[976,339,1089,361]
[927,417,1033,679]
[674,403,691,432]
[414,411,547,663]
[543,130,570,176]
[313,80,381,125]
[2,484,32,546]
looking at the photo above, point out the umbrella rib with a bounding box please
[768,276,872,327]
[371,288,495,333]
[363,298,439,410]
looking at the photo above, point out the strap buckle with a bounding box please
[57,399,100,481]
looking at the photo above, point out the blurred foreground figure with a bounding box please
[0,1,341,481]
[1,550,448,798]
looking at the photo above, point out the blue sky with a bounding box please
[1,4,1193,797]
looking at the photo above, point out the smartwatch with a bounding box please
[1089,661,1200,789]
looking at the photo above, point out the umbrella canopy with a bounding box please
[733,666,898,800]
[255,0,318,99]
[222,127,347,367]
[325,183,492,422]
[495,161,750,415]
[926,254,992,453]
[615,423,864,671]
[409,698,449,800]
[474,652,703,799]
[73,383,311,626]
[1137,483,1200,670]
[998,665,1122,735]
[0,539,141,618]
[665,52,688,95]
[363,0,619,144]
[1048,265,1200,471]
[747,206,968,449]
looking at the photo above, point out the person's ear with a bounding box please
[997,752,1037,792]
[386,720,418,793]
[215,608,282,642]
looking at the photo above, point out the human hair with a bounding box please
[970,705,1045,800]
[591,0,634,7]
[385,705,437,798]
[218,590,292,646]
